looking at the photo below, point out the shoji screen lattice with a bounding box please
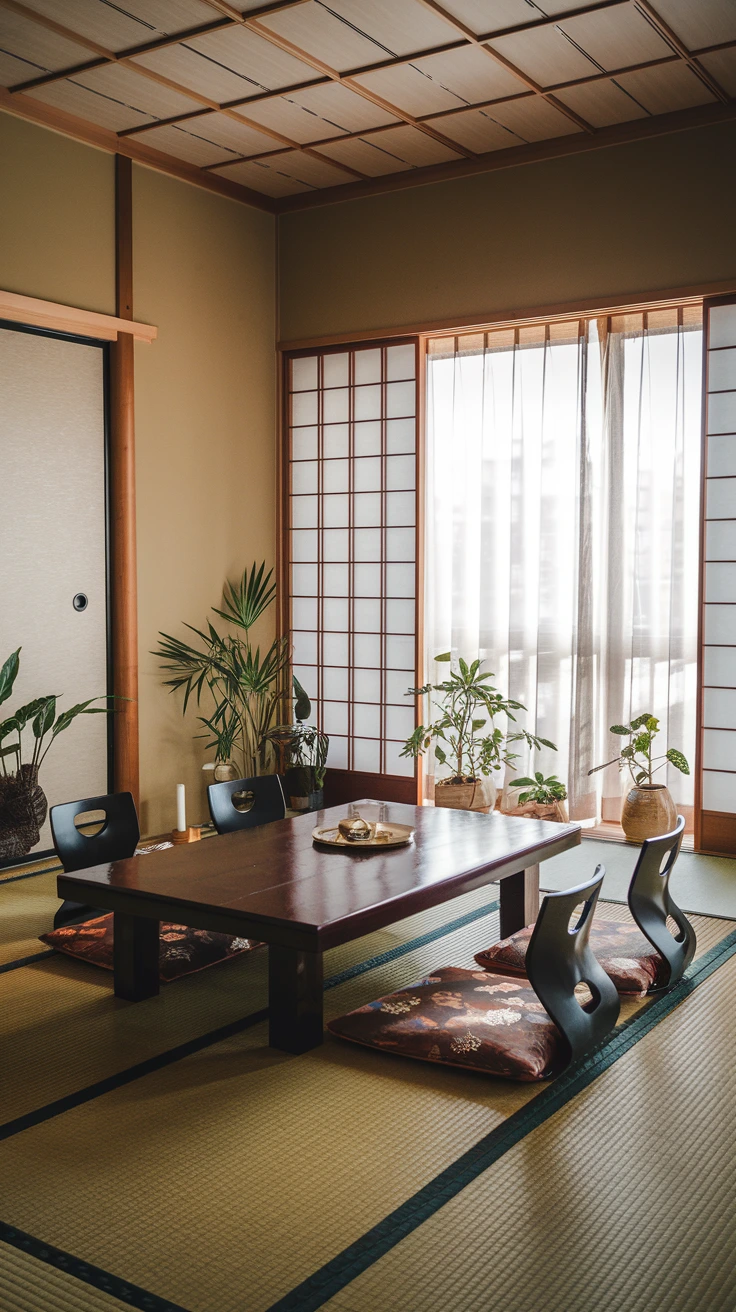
[285,342,419,802]
[700,296,736,854]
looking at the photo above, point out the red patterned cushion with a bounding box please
[40,914,261,982]
[475,920,668,997]
[327,966,565,1081]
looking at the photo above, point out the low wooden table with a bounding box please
[57,801,580,1053]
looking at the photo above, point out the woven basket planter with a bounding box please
[434,777,496,813]
[621,783,677,842]
[502,799,569,823]
[0,766,47,861]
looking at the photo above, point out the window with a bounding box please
[285,342,418,794]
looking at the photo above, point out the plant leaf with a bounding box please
[434,652,452,662]
[0,649,20,708]
[610,725,630,736]
[665,747,689,775]
[292,674,311,723]
[32,697,56,739]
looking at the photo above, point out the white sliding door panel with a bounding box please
[0,326,109,854]
[701,297,736,851]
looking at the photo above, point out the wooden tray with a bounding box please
[312,822,414,849]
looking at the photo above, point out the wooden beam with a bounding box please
[635,0,730,103]
[0,289,156,341]
[110,156,139,808]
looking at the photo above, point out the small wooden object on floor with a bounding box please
[171,827,201,844]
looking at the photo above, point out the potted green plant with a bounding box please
[401,653,556,812]
[0,647,115,861]
[506,770,568,822]
[154,563,289,779]
[267,678,328,812]
[589,713,689,840]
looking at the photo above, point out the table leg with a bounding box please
[499,864,540,939]
[113,912,160,1001]
[268,944,324,1053]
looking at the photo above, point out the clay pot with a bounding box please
[434,777,496,813]
[503,799,569,823]
[621,783,677,842]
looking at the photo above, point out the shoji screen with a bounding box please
[285,341,419,804]
[700,296,736,854]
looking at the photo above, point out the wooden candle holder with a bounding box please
[170,826,201,844]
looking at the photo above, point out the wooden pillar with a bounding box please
[110,155,139,805]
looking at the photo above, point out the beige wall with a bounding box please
[133,166,276,835]
[278,120,736,342]
[0,112,277,837]
[0,113,115,313]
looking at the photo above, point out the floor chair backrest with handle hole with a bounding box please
[525,870,621,1065]
[51,792,139,928]
[207,775,286,835]
[628,815,695,988]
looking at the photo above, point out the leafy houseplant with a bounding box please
[589,713,689,841]
[0,648,115,860]
[401,653,556,813]
[507,771,568,822]
[154,563,289,780]
[267,677,328,812]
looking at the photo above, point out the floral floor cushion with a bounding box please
[475,920,668,997]
[327,966,566,1082]
[40,915,261,983]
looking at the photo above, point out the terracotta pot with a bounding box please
[621,783,677,842]
[503,799,569,823]
[434,777,496,813]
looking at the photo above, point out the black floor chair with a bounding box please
[207,774,286,835]
[51,791,139,928]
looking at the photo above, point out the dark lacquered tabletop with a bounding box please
[58,801,581,950]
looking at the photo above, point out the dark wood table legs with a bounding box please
[499,864,540,940]
[268,944,324,1053]
[113,912,160,1001]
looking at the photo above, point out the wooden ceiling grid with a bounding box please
[0,0,734,211]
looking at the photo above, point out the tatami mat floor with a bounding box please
[2,852,735,1312]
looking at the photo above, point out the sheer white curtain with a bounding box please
[425,308,702,824]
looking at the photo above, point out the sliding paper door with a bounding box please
[0,323,110,856]
[285,341,419,803]
[699,296,736,854]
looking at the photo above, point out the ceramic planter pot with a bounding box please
[434,777,496,813]
[284,767,323,813]
[621,783,677,842]
[213,762,239,783]
[503,799,569,823]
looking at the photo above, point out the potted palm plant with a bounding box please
[267,678,328,812]
[0,648,115,860]
[154,562,289,779]
[401,653,556,812]
[589,713,688,840]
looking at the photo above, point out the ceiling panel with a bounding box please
[131,43,257,103]
[270,149,358,188]
[650,0,736,50]
[406,44,527,102]
[239,82,398,145]
[0,9,94,79]
[352,62,469,117]
[424,105,526,152]
[175,110,288,156]
[554,75,650,127]
[614,62,717,114]
[431,1,550,37]
[183,25,320,93]
[129,121,238,166]
[253,2,386,73]
[323,0,460,59]
[557,3,673,73]
[316,134,417,176]
[485,95,584,141]
[14,0,212,52]
[699,48,736,98]
[211,156,314,197]
[0,51,43,87]
[488,25,599,87]
[24,76,154,131]
[355,124,464,166]
[73,62,199,117]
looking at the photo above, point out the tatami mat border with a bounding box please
[0,950,55,975]
[267,924,736,1312]
[0,1223,190,1312]
[0,863,61,886]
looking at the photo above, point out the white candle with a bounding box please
[176,783,186,833]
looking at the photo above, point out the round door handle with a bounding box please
[73,593,88,612]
